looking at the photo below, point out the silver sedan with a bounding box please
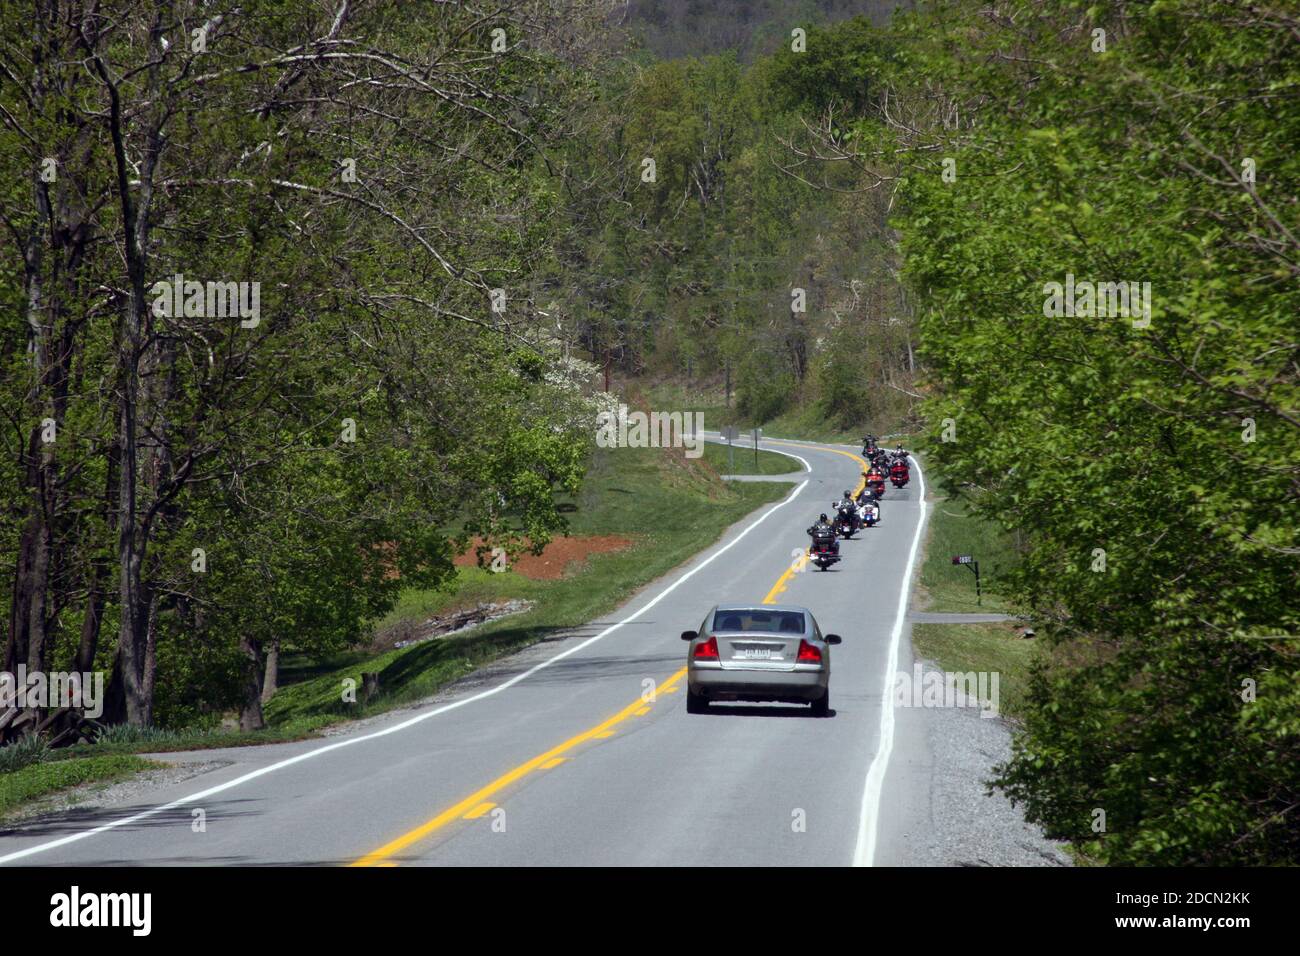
[682,604,841,716]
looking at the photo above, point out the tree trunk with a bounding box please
[73,570,104,675]
[101,650,127,726]
[11,431,51,679]
[261,640,280,704]
[76,434,119,677]
[10,47,54,682]
[239,636,266,731]
[5,516,35,675]
[98,5,166,727]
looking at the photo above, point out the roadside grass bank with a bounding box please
[259,443,789,731]
[636,378,910,446]
[50,441,790,759]
[909,458,1036,722]
[0,754,164,822]
[916,469,1019,614]
[699,439,803,475]
[908,622,1035,722]
[62,724,328,756]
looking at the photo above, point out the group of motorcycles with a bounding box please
[806,436,912,571]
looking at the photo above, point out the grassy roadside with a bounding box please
[635,378,905,446]
[699,440,802,475]
[0,754,164,822]
[916,472,1018,614]
[44,442,791,760]
[909,622,1035,721]
[256,445,789,731]
[910,459,1036,722]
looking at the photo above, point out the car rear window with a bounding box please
[712,610,806,634]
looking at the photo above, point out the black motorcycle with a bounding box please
[833,501,859,538]
[809,529,841,570]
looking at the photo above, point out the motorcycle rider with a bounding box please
[808,512,833,535]
[807,513,840,555]
[857,485,881,522]
[836,491,861,531]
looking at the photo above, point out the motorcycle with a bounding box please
[858,498,880,527]
[809,530,841,571]
[890,461,910,488]
[865,470,886,498]
[834,503,859,538]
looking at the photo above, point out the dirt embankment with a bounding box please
[454,534,634,580]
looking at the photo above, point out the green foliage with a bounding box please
[561,40,918,430]
[0,1,617,731]
[0,755,162,820]
[736,349,796,423]
[919,488,1019,615]
[0,735,51,774]
[910,623,1036,722]
[264,443,789,730]
[866,0,1299,863]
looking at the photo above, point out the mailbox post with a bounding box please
[951,554,981,604]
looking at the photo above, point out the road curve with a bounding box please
[0,437,935,866]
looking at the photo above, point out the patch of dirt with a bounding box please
[455,534,634,580]
[369,599,534,652]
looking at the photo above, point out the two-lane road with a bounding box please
[0,437,933,866]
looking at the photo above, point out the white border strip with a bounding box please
[852,454,928,866]
[1,471,814,865]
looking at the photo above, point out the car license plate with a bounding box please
[739,648,772,660]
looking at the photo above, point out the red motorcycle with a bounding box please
[865,469,886,497]
[890,461,910,488]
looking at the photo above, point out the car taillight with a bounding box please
[797,640,821,663]
[694,636,719,660]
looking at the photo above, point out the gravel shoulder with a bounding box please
[878,651,1071,866]
[0,760,227,832]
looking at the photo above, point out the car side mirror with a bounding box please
[680,630,698,641]
[824,634,842,645]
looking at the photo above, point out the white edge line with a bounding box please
[0,468,815,865]
[852,453,928,867]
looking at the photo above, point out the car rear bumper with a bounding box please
[688,666,827,702]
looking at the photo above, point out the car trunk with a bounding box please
[714,631,804,671]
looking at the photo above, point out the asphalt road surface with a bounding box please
[0,436,1062,867]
